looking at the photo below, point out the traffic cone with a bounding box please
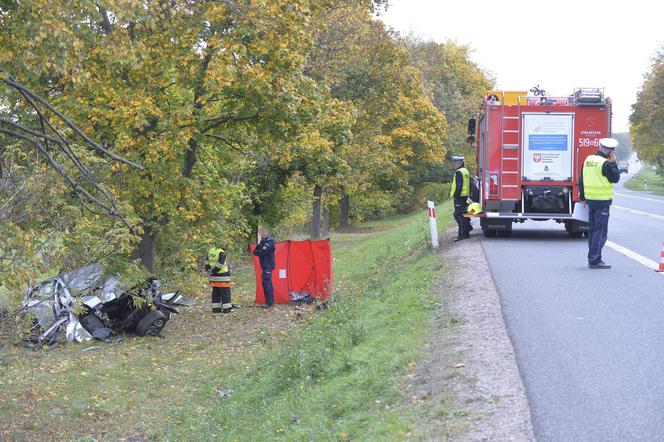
[657,242,664,273]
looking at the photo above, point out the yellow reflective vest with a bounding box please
[206,247,231,283]
[450,167,470,197]
[582,155,613,200]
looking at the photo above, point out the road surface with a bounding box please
[479,156,664,441]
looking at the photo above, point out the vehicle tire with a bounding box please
[497,230,512,238]
[135,310,168,337]
[568,231,583,238]
[483,229,497,238]
[583,231,589,238]
[80,314,105,333]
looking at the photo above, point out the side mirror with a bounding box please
[467,118,476,135]
[467,118,476,144]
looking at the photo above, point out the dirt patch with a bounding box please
[403,229,534,441]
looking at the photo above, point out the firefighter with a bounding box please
[253,227,276,308]
[579,138,621,269]
[205,246,233,313]
[450,155,473,241]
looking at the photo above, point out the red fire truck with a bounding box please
[467,87,612,237]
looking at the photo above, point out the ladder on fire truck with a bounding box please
[499,91,521,201]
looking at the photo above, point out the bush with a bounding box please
[402,182,451,212]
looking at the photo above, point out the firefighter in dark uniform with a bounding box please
[579,138,621,269]
[253,227,276,308]
[205,247,233,313]
[450,155,472,241]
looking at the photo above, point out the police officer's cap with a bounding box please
[599,138,618,150]
[451,155,465,162]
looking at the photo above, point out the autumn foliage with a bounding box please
[0,0,491,303]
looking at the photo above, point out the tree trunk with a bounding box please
[310,185,323,240]
[182,48,213,179]
[182,137,197,178]
[339,194,350,228]
[321,207,329,238]
[137,230,156,274]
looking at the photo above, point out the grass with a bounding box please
[0,200,453,441]
[625,166,664,195]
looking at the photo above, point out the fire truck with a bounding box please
[467,87,612,237]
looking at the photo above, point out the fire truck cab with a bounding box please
[469,87,612,237]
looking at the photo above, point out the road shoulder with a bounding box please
[403,229,534,440]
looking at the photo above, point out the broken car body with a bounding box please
[22,264,193,346]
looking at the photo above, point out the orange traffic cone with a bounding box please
[657,242,664,273]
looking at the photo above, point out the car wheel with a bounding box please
[135,310,168,337]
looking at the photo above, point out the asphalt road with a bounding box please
[479,156,664,441]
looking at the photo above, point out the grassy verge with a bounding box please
[625,166,664,195]
[0,200,453,441]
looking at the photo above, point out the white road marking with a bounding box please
[614,192,664,204]
[612,205,664,221]
[605,240,664,275]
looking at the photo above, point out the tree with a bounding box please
[630,49,664,172]
[304,2,448,228]
[1,0,322,281]
[405,38,494,175]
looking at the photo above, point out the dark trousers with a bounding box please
[261,269,274,306]
[211,286,232,313]
[587,205,610,264]
[453,197,472,238]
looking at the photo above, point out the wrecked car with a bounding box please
[21,264,193,346]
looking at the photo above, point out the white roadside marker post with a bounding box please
[427,200,439,249]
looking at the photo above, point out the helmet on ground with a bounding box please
[468,202,482,215]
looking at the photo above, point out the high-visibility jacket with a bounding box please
[582,155,613,201]
[206,247,231,284]
[450,167,470,197]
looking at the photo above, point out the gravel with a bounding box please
[404,228,534,441]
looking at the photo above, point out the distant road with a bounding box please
[479,153,664,440]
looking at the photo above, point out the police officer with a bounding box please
[579,138,621,269]
[253,227,275,308]
[205,246,233,313]
[450,155,472,241]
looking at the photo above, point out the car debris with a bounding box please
[20,264,193,346]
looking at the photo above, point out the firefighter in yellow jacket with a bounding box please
[205,247,233,313]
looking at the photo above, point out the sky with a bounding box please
[379,0,663,132]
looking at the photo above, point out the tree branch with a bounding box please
[1,69,143,170]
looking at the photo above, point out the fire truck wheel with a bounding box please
[497,230,512,238]
[483,229,497,238]
[568,231,583,239]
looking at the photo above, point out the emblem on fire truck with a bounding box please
[533,153,542,163]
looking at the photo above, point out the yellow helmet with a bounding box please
[468,202,482,215]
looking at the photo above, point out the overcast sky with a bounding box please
[380,0,663,132]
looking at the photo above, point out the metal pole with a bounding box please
[427,200,439,249]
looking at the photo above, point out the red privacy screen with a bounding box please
[250,240,333,304]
